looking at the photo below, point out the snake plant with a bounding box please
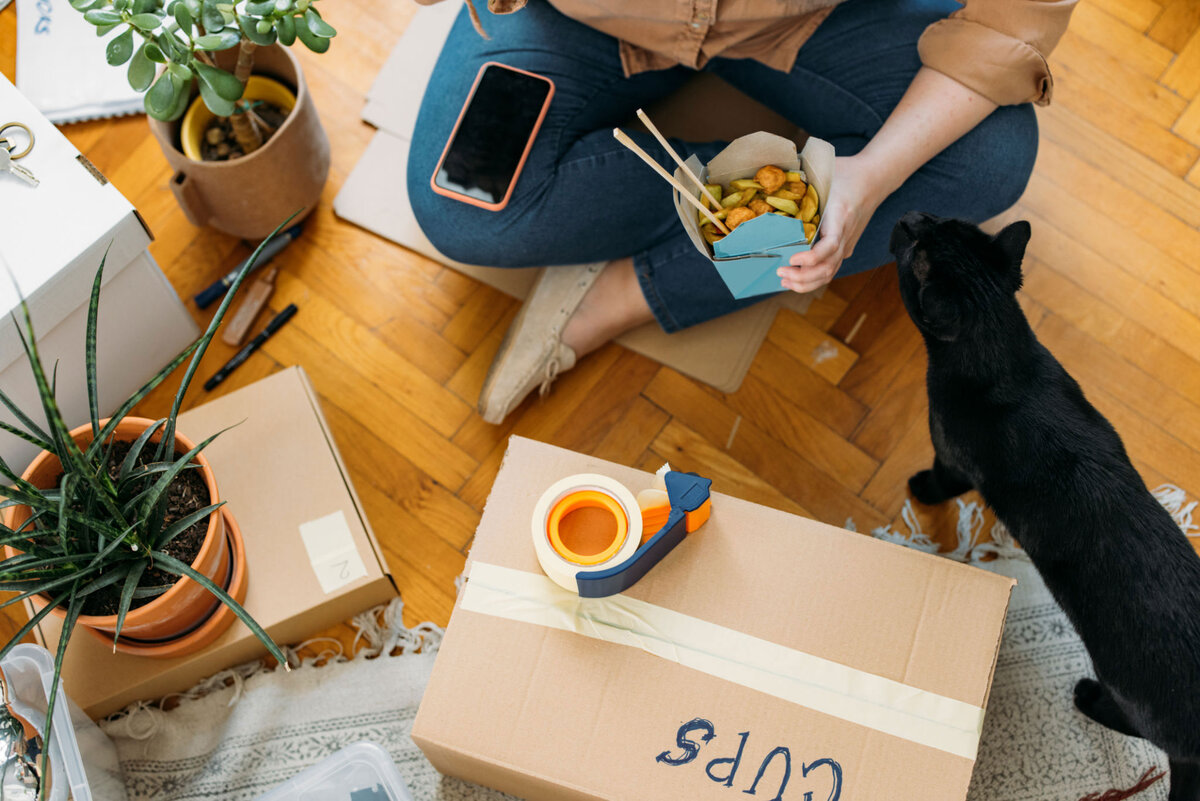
[0,217,297,798]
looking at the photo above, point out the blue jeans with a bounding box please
[408,0,1038,332]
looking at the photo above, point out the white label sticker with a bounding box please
[299,510,368,594]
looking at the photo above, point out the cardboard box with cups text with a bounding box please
[28,367,397,718]
[413,437,1014,801]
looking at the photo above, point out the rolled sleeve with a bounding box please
[918,0,1077,107]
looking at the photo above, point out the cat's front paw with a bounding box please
[908,470,948,505]
[1073,678,1104,713]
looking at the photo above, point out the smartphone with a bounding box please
[430,62,555,211]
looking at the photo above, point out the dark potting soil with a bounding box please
[62,441,212,617]
[200,102,289,162]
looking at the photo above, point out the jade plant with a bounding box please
[73,0,337,155]
[0,220,295,797]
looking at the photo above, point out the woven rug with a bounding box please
[100,488,1197,801]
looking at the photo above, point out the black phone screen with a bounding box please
[434,65,552,205]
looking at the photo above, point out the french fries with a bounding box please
[699,164,820,244]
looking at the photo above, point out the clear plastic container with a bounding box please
[0,644,127,801]
[256,741,414,801]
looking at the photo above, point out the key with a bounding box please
[0,148,39,187]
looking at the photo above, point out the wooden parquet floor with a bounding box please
[1,0,1199,653]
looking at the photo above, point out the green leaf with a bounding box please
[133,0,156,12]
[0,585,74,664]
[293,16,328,52]
[146,69,178,117]
[84,338,201,463]
[83,9,122,25]
[0,386,53,447]
[105,27,135,66]
[275,0,294,11]
[117,418,166,486]
[56,473,76,553]
[0,418,53,452]
[244,0,276,14]
[127,40,157,92]
[157,214,300,457]
[42,589,85,788]
[155,501,224,550]
[237,13,276,45]
[151,551,287,666]
[113,560,147,642]
[85,253,107,438]
[76,564,134,597]
[140,428,231,543]
[69,0,98,9]
[193,61,244,102]
[173,3,193,33]
[129,12,163,31]
[0,566,99,611]
[274,13,295,45]
[144,41,166,62]
[197,76,236,116]
[10,296,128,529]
[201,0,225,32]
[303,8,335,37]
[195,31,240,50]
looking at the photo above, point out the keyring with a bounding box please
[0,123,35,160]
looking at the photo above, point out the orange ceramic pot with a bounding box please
[2,418,234,649]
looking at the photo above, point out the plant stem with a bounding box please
[228,39,263,155]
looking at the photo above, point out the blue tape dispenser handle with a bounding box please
[574,471,712,598]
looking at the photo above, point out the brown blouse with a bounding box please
[470,0,1077,106]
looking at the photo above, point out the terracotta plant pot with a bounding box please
[147,44,330,239]
[2,418,241,654]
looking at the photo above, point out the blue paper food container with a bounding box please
[673,132,835,299]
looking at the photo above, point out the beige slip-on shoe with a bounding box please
[478,261,605,424]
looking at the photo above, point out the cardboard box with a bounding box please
[413,437,1014,801]
[31,367,397,718]
[0,73,200,469]
[674,131,834,299]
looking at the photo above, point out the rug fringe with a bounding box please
[105,596,444,729]
[1078,766,1167,801]
[861,484,1193,563]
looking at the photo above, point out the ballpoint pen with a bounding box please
[194,223,303,309]
[204,304,298,391]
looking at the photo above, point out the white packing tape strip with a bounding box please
[531,473,643,593]
[462,562,985,760]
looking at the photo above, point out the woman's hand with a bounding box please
[777,154,886,294]
[776,68,999,294]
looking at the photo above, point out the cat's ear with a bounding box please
[993,220,1030,263]
[917,284,962,342]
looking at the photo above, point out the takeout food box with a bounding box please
[27,367,397,718]
[675,131,834,300]
[412,437,1014,801]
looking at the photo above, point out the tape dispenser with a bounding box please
[531,465,712,597]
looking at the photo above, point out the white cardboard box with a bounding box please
[0,73,199,468]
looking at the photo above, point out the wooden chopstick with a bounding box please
[636,108,725,214]
[613,127,731,234]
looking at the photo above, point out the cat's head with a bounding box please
[888,212,1030,343]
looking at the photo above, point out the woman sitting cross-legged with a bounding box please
[408,0,1076,424]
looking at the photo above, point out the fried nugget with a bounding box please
[754,165,786,194]
[726,207,756,229]
[749,199,772,216]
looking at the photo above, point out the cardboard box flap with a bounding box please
[415,437,1013,801]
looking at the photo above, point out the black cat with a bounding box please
[889,211,1200,800]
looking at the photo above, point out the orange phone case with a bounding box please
[429,62,555,212]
